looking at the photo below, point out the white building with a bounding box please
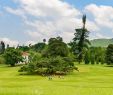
[22,52,29,64]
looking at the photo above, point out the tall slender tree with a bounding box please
[105,44,113,65]
[69,15,90,63]
[0,41,5,54]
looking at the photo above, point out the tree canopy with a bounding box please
[4,48,23,66]
[47,37,69,57]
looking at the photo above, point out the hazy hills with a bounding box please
[90,38,113,47]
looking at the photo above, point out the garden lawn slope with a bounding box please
[0,64,113,95]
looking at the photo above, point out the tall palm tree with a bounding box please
[70,14,91,63]
[83,14,86,29]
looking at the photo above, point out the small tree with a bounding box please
[4,48,23,66]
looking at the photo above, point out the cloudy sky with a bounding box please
[0,0,113,46]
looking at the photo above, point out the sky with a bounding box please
[0,0,113,46]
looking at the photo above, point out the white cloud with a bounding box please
[25,40,36,46]
[95,33,109,39]
[5,7,24,16]
[87,20,100,31]
[85,4,113,29]
[90,32,111,40]
[0,38,19,47]
[5,0,101,42]
[10,0,113,44]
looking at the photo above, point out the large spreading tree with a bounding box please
[69,15,90,63]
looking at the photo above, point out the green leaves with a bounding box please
[105,44,113,65]
[19,56,77,75]
[4,48,23,66]
[48,37,69,57]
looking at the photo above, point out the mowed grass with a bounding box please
[0,64,113,95]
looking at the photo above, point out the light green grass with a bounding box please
[0,64,113,95]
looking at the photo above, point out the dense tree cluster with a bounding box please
[19,37,77,75]
[84,47,105,65]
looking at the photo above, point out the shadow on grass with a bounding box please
[104,65,113,67]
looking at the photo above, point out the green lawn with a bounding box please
[0,64,113,95]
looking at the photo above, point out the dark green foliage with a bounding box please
[41,46,49,57]
[90,47,96,65]
[94,47,105,64]
[69,15,90,63]
[47,37,69,57]
[32,43,46,52]
[4,48,23,66]
[100,57,105,64]
[90,55,95,65]
[0,41,5,54]
[28,52,42,63]
[19,56,77,75]
[84,51,90,64]
[84,47,105,65]
[18,45,29,52]
[105,44,113,65]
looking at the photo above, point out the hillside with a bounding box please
[90,38,113,47]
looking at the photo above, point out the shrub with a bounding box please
[19,56,77,75]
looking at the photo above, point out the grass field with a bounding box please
[0,64,113,95]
